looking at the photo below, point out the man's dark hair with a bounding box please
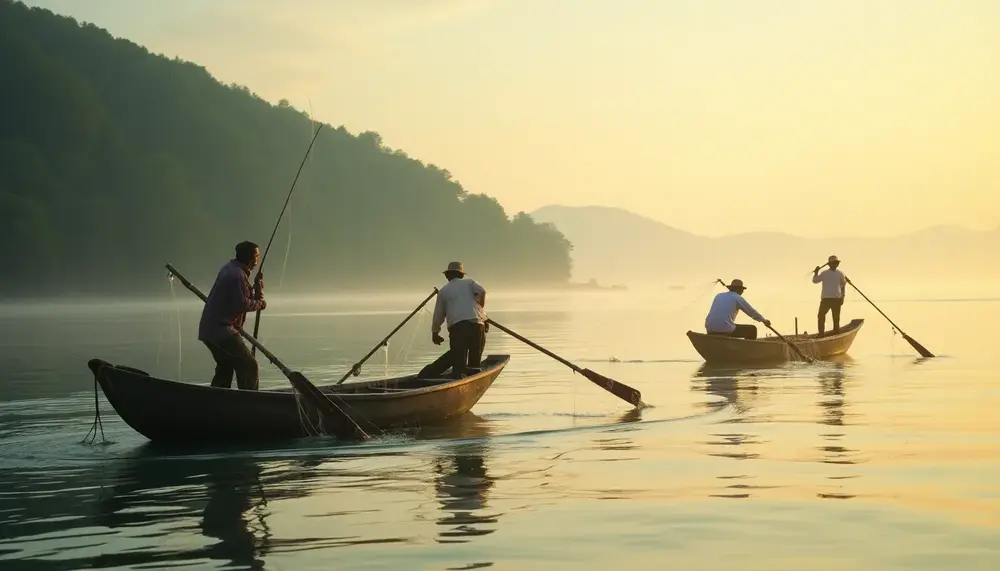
[234,241,259,264]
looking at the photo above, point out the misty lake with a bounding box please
[1,282,998,570]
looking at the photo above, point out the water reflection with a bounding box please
[200,456,270,568]
[816,356,861,500]
[414,411,494,442]
[88,445,328,570]
[0,466,110,571]
[428,414,499,544]
[691,364,774,499]
[691,363,771,416]
[586,409,642,457]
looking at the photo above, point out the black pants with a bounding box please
[707,324,758,340]
[818,297,843,335]
[203,334,259,390]
[418,350,454,378]
[448,320,486,378]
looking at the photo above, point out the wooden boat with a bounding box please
[686,319,864,365]
[86,354,510,444]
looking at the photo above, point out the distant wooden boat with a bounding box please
[686,319,864,364]
[567,278,628,291]
[86,355,510,443]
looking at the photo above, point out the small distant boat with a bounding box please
[567,278,628,291]
[86,355,510,443]
[686,319,864,364]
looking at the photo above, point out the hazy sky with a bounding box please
[24,0,1000,237]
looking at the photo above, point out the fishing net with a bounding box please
[780,338,818,362]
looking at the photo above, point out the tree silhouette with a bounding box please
[0,1,573,296]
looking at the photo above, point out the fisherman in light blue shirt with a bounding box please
[704,279,770,340]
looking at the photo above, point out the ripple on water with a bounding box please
[2,295,1000,569]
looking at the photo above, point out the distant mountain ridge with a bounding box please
[530,204,999,285]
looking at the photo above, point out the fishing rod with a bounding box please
[250,122,325,356]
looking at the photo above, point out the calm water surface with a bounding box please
[1,282,998,570]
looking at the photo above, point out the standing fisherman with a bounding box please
[198,241,267,390]
[431,262,488,378]
[812,255,847,335]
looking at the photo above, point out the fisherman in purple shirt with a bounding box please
[198,241,267,390]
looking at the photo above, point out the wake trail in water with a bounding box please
[0,396,736,468]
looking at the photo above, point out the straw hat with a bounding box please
[443,261,465,275]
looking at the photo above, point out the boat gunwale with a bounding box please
[93,354,511,403]
[685,318,865,346]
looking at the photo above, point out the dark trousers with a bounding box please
[707,324,758,340]
[203,334,259,390]
[418,350,454,378]
[448,320,486,378]
[818,297,843,335]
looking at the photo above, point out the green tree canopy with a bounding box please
[0,1,573,297]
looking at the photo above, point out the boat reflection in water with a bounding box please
[423,413,500,544]
[815,355,861,500]
[690,362,778,498]
[92,413,506,567]
[90,444,322,570]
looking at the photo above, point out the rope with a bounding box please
[82,366,107,445]
[293,388,327,437]
[392,308,429,365]
[278,105,316,290]
[317,390,380,440]
[670,279,725,317]
[155,307,165,368]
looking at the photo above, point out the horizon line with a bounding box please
[530,204,999,241]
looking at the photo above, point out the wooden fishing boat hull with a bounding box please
[686,319,864,364]
[86,355,510,443]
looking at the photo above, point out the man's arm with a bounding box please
[431,295,446,334]
[235,272,265,312]
[736,296,767,323]
[840,273,848,299]
[811,269,825,284]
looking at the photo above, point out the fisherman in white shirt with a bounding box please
[704,279,771,340]
[431,261,488,378]
[812,255,848,335]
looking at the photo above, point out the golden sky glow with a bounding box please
[24,0,1000,237]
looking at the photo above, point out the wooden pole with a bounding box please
[336,288,439,384]
[250,123,325,356]
[164,262,369,439]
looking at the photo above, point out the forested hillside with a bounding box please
[0,1,572,297]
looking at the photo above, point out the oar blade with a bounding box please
[581,368,643,407]
[903,335,934,358]
[288,372,368,440]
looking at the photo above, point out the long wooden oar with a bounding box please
[714,279,815,363]
[250,123,325,356]
[486,319,643,407]
[846,278,934,358]
[164,263,369,439]
[336,288,440,384]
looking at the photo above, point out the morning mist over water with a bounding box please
[1,0,998,569]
